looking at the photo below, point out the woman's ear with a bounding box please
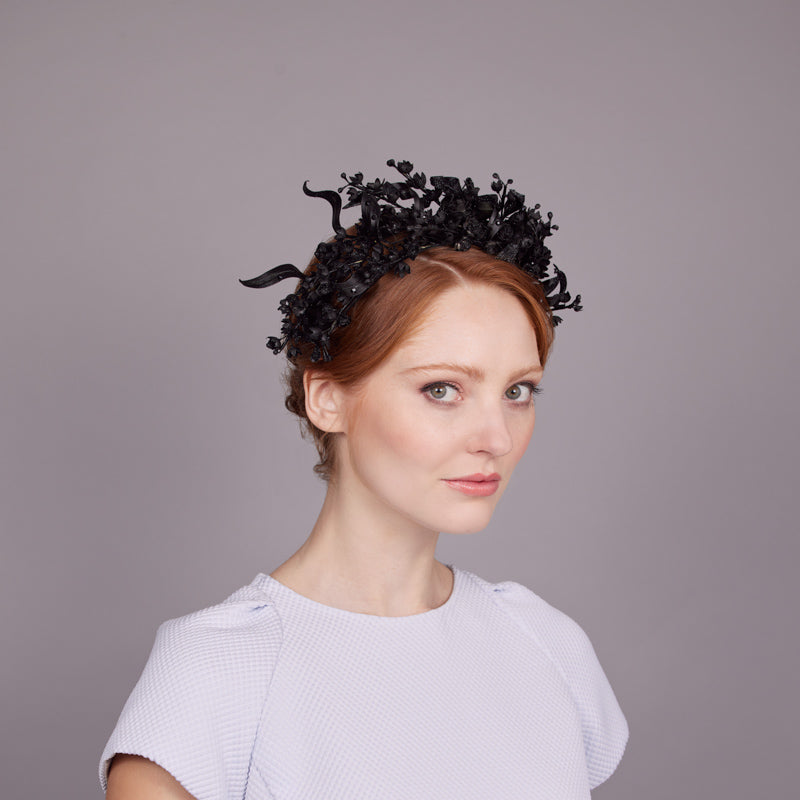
[304,371,349,434]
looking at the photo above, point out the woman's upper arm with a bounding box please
[106,754,197,800]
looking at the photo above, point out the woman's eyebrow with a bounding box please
[402,363,544,381]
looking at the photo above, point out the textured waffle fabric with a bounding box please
[100,565,628,799]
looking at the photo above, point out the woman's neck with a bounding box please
[269,480,453,616]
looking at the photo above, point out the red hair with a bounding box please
[284,246,555,480]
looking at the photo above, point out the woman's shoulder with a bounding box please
[142,575,284,687]
[128,574,285,718]
[462,567,617,692]
[459,568,585,656]
[99,576,284,798]
[154,575,283,654]
[458,568,630,790]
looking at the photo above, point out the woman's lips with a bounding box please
[442,473,501,497]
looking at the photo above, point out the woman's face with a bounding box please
[335,282,543,536]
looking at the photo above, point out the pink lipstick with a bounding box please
[443,473,501,497]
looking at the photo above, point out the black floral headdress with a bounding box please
[240,159,581,362]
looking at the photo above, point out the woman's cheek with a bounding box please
[386,409,436,455]
[511,415,537,462]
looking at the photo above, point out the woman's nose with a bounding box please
[466,403,514,457]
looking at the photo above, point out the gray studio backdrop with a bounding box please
[1,1,797,798]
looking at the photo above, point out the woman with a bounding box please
[101,161,628,799]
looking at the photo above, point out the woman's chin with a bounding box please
[435,510,497,536]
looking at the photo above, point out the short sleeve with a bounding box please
[491,581,629,790]
[99,584,282,800]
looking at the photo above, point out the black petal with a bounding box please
[239,263,304,288]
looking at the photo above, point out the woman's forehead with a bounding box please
[387,284,541,370]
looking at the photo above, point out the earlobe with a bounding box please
[304,372,348,434]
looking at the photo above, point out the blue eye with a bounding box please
[505,382,541,402]
[423,382,459,402]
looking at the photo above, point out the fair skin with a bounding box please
[106,281,542,798]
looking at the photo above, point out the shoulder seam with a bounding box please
[477,577,575,699]
[242,586,285,799]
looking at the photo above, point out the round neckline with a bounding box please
[257,564,461,621]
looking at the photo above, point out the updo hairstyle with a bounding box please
[284,246,556,481]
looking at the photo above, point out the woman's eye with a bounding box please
[423,382,459,402]
[505,382,540,402]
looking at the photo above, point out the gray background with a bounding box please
[1,1,797,798]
